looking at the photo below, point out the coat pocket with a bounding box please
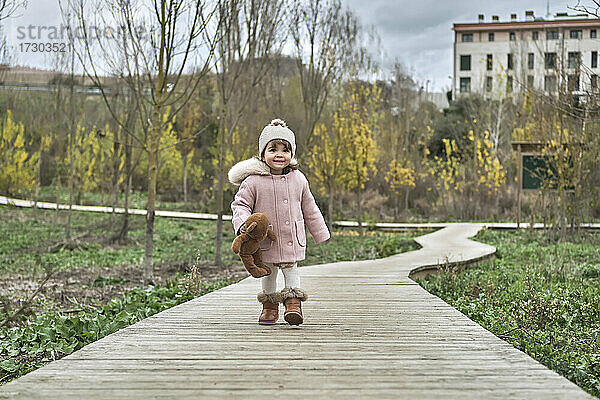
[295,219,306,247]
[260,224,274,251]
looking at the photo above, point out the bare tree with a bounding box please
[388,62,420,214]
[290,0,371,152]
[212,0,286,266]
[570,0,600,16]
[178,101,200,204]
[40,27,83,243]
[0,0,27,81]
[0,0,25,20]
[64,0,219,283]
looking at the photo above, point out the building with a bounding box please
[453,11,600,99]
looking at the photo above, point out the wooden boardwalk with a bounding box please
[0,224,593,399]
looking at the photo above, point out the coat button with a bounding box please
[288,241,293,246]
[283,199,288,203]
[285,221,290,225]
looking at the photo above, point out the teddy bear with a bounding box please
[231,213,277,278]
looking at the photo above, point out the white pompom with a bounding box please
[270,118,287,127]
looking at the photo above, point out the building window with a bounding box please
[462,33,473,42]
[507,76,513,92]
[528,53,534,70]
[592,51,598,68]
[547,30,559,40]
[545,75,557,92]
[486,76,493,92]
[509,32,516,41]
[487,54,493,71]
[460,77,471,93]
[545,52,557,69]
[507,53,513,70]
[591,29,597,38]
[489,32,495,41]
[460,55,471,71]
[592,75,598,88]
[532,31,539,40]
[570,29,583,39]
[568,74,580,91]
[568,52,581,69]
[527,75,534,89]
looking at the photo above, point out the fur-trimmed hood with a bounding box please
[228,156,299,186]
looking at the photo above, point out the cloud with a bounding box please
[6,0,578,92]
[342,0,574,90]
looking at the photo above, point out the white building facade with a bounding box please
[453,12,600,99]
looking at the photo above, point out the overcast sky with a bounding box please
[4,0,584,91]
[341,0,578,91]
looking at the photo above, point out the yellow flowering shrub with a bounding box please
[0,111,39,196]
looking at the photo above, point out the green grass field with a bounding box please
[418,229,600,398]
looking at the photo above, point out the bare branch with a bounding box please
[0,0,26,22]
[290,0,376,149]
[568,0,600,17]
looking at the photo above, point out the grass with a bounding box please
[0,279,230,384]
[0,206,238,277]
[0,203,421,385]
[0,205,420,277]
[417,229,600,398]
[306,228,423,265]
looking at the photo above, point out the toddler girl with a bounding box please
[228,119,330,325]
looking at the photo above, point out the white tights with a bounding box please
[262,262,300,293]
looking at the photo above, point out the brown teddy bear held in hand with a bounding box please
[232,213,277,278]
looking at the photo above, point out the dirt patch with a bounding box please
[0,206,249,324]
[0,260,248,319]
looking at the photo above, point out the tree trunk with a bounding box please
[357,189,363,236]
[67,41,75,242]
[214,118,225,267]
[404,186,409,212]
[144,122,159,285]
[118,176,131,245]
[34,152,41,216]
[327,183,334,232]
[118,165,132,245]
[110,181,118,226]
[560,191,566,242]
[182,154,188,204]
[66,131,73,242]
[118,94,137,244]
[110,132,121,227]
[143,0,168,285]
[54,176,61,228]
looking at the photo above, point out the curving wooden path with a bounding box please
[0,224,593,399]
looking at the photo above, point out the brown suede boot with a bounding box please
[259,301,279,325]
[283,297,303,325]
[257,292,281,325]
[281,287,308,326]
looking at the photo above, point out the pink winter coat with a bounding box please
[229,157,330,263]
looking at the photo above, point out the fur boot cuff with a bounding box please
[257,291,282,304]
[280,287,308,302]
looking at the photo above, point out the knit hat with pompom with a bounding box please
[258,119,296,158]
